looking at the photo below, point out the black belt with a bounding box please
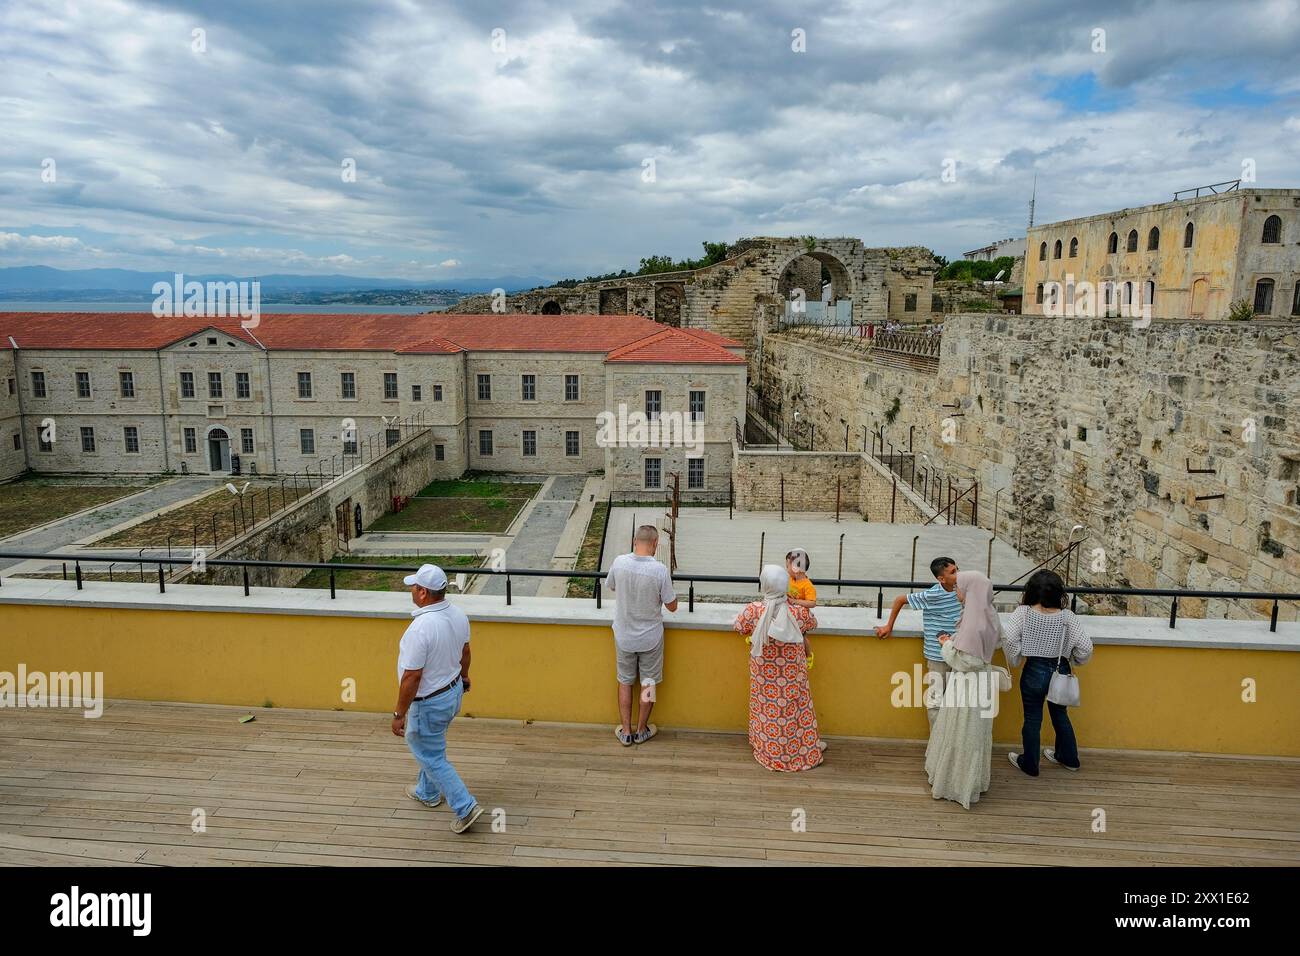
[414,676,461,701]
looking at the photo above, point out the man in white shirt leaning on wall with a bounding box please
[391,563,484,834]
[606,524,678,746]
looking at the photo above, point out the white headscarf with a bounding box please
[750,564,804,658]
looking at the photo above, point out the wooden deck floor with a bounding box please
[1,700,1297,867]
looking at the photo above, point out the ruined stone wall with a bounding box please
[732,444,931,522]
[757,316,1300,619]
[197,428,438,588]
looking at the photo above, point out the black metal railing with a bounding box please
[0,550,1294,633]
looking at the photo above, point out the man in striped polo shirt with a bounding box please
[876,557,962,727]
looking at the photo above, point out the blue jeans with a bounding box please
[1016,657,1079,775]
[406,682,476,817]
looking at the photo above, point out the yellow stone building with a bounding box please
[1023,187,1300,321]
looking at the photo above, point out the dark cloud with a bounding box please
[0,0,1296,276]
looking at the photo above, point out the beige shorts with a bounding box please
[616,642,664,685]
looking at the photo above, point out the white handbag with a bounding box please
[1045,616,1080,707]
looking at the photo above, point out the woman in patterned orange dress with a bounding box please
[732,564,823,772]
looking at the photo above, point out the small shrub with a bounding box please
[1226,299,1254,322]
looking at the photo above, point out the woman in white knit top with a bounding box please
[1002,569,1093,776]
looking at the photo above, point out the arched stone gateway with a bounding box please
[775,249,856,323]
[540,300,562,315]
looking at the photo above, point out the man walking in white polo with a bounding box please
[606,524,677,746]
[391,563,484,834]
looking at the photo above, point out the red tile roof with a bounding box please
[605,327,746,364]
[0,312,744,363]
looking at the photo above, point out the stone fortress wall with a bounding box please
[755,316,1300,620]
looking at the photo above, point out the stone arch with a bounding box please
[540,300,562,315]
[774,249,855,308]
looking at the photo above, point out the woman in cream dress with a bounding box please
[924,570,1005,809]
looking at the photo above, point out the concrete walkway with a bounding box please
[481,475,591,598]
[0,477,221,574]
[602,507,1037,606]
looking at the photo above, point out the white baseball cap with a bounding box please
[403,563,448,591]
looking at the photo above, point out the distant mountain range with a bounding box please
[0,266,551,300]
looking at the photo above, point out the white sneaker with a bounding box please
[1007,751,1023,772]
[405,784,442,809]
[1043,747,1079,772]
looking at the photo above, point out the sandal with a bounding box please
[614,725,633,746]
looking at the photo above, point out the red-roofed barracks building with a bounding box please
[0,312,746,498]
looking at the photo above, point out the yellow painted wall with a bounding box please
[2,602,1297,756]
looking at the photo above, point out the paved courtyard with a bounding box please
[603,507,1038,604]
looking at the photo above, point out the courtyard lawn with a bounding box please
[566,500,610,598]
[366,496,527,534]
[0,478,152,539]
[295,554,482,592]
[97,481,282,548]
[412,477,542,499]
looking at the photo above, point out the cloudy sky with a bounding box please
[1,0,1297,282]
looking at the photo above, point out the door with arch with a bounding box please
[206,427,231,472]
[1190,277,1208,318]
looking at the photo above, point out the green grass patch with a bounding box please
[0,478,151,539]
[413,478,541,499]
[295,554,481,592]
[367,496,526,533]
[566,500,610,598]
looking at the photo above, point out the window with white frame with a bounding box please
[236,372,251,399]
[241,428,254,454]
[564,374,579,401]
[521,374,536,401]
[119,371,135,398]
[297,371,312,399]
[383,372,398,400]
[644,457,661,489]
[340,372,356,399]
[208,371,223,399]
[645,389,661,421]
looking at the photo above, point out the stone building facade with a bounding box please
[0,313,746,496]
[756,316,1300,619]
[1024,188,1300,321]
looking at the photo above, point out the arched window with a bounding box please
[1126,230,1138,252]
[1142,280,1155,306]
[1122,281,1134,306]
[1262,215,1282,244]
[1048,283,1060,307]
[1184,222,1194,248]
[1103,282,1114,307]
[1147,227,1160,251]
[1039,242,1047,261]
[1068,237,1079,258]
[1035,283,1045,305]
[1053,239,1062,259]
[1107,232,1118,254]
[1254,278,1274,314]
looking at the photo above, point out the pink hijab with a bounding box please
[951,570,1002,663]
